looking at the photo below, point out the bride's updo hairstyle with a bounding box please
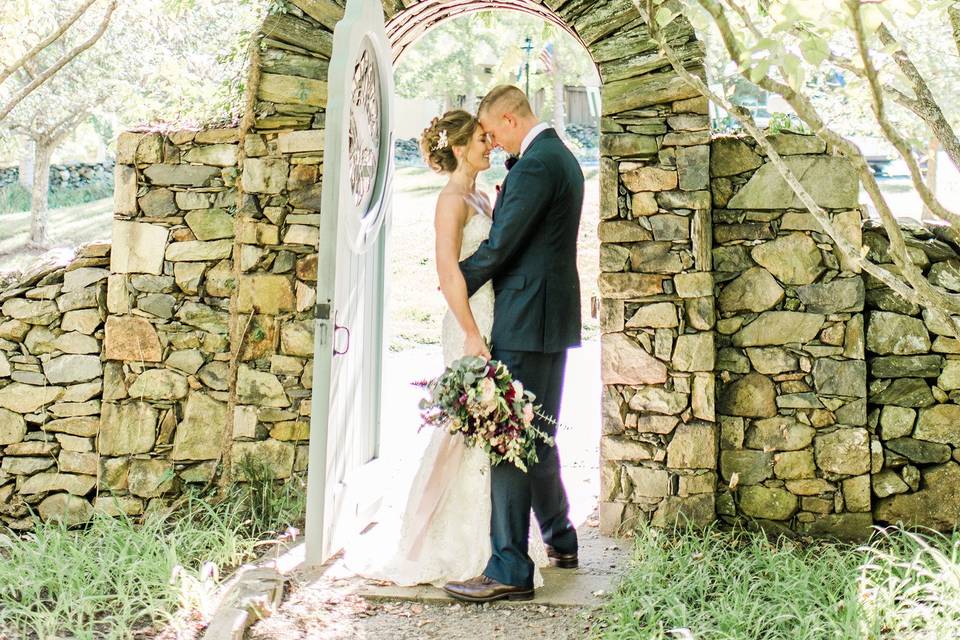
[420,109,478,174]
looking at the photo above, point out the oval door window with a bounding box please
[349,42,382,218]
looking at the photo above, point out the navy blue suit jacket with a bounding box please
[460,128,584,353]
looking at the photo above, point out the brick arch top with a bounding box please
[386,0,582,62]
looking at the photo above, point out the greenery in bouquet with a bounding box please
[416,356,554,472]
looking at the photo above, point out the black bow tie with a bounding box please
[504,155,518,171]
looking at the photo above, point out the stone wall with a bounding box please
[0,126,318,528]
[4,0,960,539]
[710,133,872,540]
[594,32,718,533]
[107,127,316,509]
[862,220,960,531]
[0,161,115,190]
[0,247,110,529]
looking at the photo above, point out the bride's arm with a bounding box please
[435,194,491,360]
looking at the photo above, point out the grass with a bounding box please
[0,461,306,640]
[592,523,960,640]
[0,196,113,273]
[0,182,114,215]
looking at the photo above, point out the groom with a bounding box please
[444,85,583,602]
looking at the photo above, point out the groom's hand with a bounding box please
[464,332,492,361]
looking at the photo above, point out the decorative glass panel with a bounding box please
[348,45,381,216]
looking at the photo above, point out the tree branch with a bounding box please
[876,23,960,176]
[884,85,920,112]
[0,0,116,124]
[635,1,919,308]
[721,0,764,41]
[686,0,960,317]
[50,105,95,144]
[850,2,960,230]
[949,3,960,58]
[0,0,100,88]
[825,39,959,174]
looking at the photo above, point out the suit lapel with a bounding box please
[492,129,556,219]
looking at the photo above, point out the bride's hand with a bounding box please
[464,332,492,360]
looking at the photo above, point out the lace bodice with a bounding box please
[459,193,493,258]
[442,195,495,367]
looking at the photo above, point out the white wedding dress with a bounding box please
[343,193,548,588]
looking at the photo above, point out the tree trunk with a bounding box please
[18,138,35,190]
[465,60,477,114]
[923,137,939,221]
[553,70,567,138]
[552,51,565,138]
[29,141,53,249]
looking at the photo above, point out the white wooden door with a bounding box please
[305,0,394,566]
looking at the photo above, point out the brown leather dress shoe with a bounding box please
[544,544,578,569]
[442,574,534,603]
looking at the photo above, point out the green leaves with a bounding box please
[749,58,771,83]
[780,52,805,90]
[799,33,830,66]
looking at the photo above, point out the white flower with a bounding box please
[433,129,448,150]
[512,380,524,397]
[478,377,497,406]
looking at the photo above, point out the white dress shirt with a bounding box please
[519,122,551,157]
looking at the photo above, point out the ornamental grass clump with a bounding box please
[592,522,960,640]
[0,465,305,640]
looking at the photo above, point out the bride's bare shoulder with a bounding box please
[434,189,470,221]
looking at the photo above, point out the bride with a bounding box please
[343,110,547,588]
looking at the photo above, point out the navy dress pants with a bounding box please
[483,349,578,588]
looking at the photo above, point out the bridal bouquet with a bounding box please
[416,356,554,472]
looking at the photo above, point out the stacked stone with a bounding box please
[106,124,315,521]
[49,161,116,190]
[227,0,335,479]
[0,246,110,529]
[0,161,115,191]
[862,220,960,531]
[711,133,872,540]
[107,128,239,516]
[590,10,718,535]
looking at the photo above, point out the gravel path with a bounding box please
[248,572,598,640]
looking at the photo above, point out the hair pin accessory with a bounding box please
[433,130,448,151]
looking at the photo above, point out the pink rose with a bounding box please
[523,403,535,425]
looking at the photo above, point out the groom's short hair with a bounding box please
[479,85,533,118]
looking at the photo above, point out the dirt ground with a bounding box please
[248,577,598,640]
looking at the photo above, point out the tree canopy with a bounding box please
[640,0,960,329]
[395,10,599,119]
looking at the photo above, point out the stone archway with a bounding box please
[34,0,712,553]
[236,0,716,561]
[385,0,584,59]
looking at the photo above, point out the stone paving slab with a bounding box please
[357,569,614,608]
[355,527,629,608]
